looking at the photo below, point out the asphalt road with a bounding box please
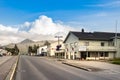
[15,56,119,80]
[0,56,17,80]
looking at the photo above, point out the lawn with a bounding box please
[109,58,120,65]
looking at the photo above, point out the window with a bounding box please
[70,43,74,50]
[100,52,108,57]
[70,43,74,47]
[74,42,78,47]
[101,42,104,46]
[88,52,90,57]
[108,41,114,46]
[84,42,89,46]
[100,52,104,57]
[105,52,108,57]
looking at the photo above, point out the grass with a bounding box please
[109,58,120,65]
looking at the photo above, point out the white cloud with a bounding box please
[0,24,18,33]
[23,22,31,27]
[29,15,75,35]
[0,24,19,45]
[97,1,120,7]
[87,1,120,8]
[0,14,120,46]
[95,12,107,17]
[0,15,78,45]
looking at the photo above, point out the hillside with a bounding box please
[20,39,34,44]
[5,39,55,54]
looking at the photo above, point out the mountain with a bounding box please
[20,39,34,44]
[5,39,55,54]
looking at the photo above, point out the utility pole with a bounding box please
[114,20,118,59]
[55,36,63,45]
[115,20,118,47]
[55,35,63,59]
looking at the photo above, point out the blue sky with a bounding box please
[0,0,120,45]
[0,0,119,24]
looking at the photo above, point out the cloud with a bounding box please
[0,14,120,46]
[0,15,78,45]
[97,1,120,7]
[88,1,120,7]
[29,15,75,35]
[0,24,19,45]
[0,24,18,33]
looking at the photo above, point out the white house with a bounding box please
[37,46,47,56]
[64,30,120,60]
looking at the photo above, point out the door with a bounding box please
[81,52,87,60]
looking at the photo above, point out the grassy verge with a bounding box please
[109,58,120,65]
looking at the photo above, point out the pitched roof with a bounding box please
[64,31,120,43]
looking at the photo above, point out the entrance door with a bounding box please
[81,52,87,60]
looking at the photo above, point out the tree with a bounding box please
[44,41,50,46]
[5,45,19,55]
[28,46,32,55]
[44,40,50,56]
[28,45,39,55]
[33,45,37,54]
[14,44,19,55]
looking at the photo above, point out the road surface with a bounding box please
[15,56,120,80]
[0,56,17,80]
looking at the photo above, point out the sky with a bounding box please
[0,0,120,45]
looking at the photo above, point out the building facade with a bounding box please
[37,46,47,56]
[64,31,120,60]
[48,41,65,58]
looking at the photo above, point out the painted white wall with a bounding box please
[79,40,109,46]
[116,38,120,58]
[37,46,47,55]
[64,33,79,59]
[49,41,64,56]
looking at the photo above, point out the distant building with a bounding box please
[64,30,120,60]
[37,46,47,56]
[0,48,11,56]
[48,40,65,58]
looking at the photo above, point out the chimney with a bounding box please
[81,28,84,33]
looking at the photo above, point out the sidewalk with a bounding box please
[44,57,120,73]
[62,59,120,72]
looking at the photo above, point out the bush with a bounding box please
[111,61,120,65]
[110,58,120,65]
